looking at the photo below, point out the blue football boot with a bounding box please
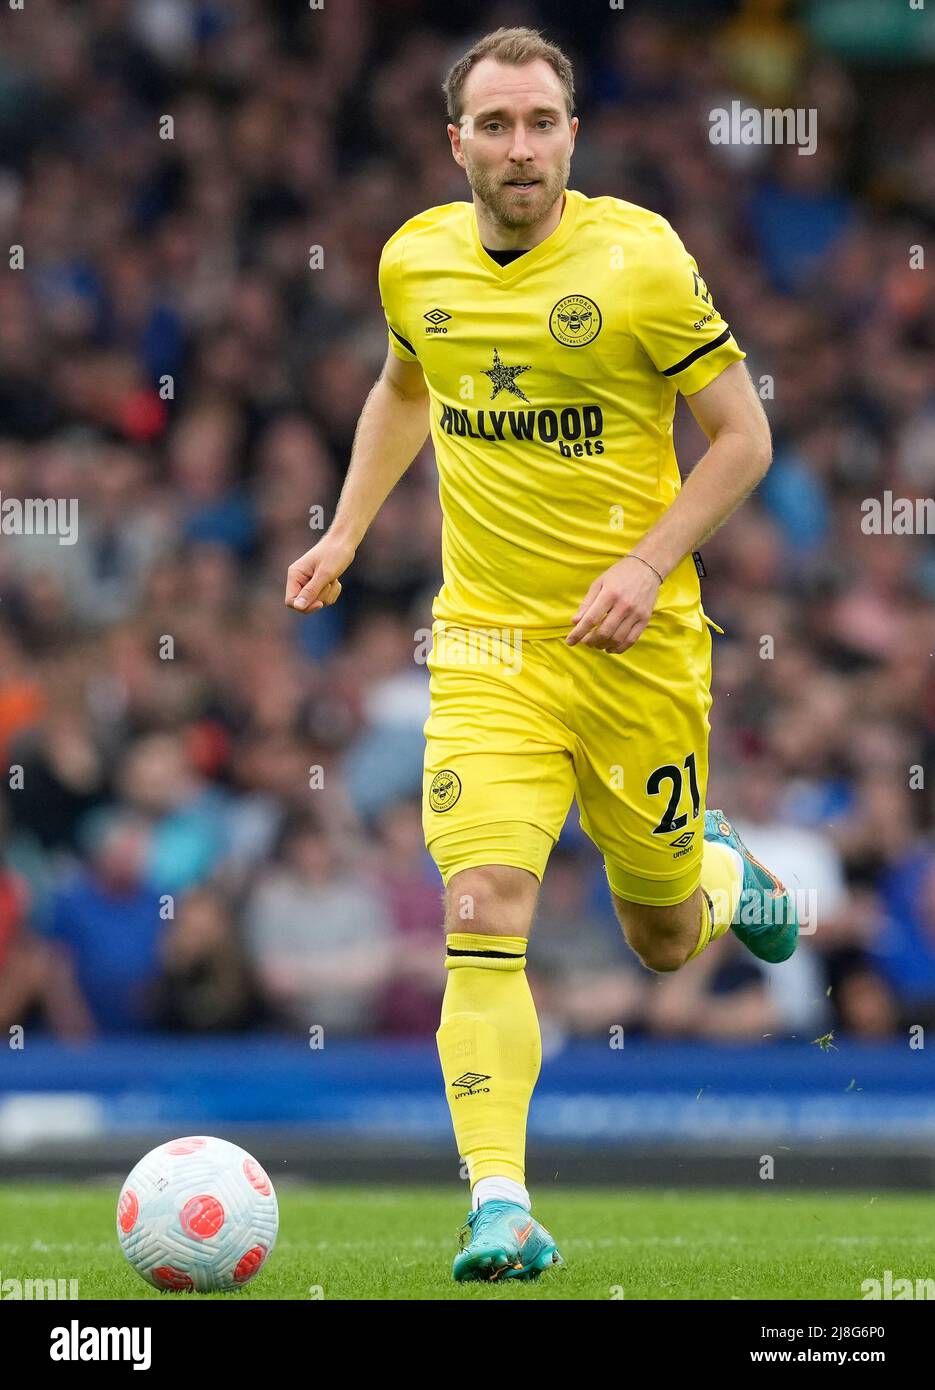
[704,809,799,964]
[452,1201,563,1282]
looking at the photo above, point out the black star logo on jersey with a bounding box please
[482,348,532,403]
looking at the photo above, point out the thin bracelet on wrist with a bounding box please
[625,553,663,584]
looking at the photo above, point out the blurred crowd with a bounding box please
[1,0,935,1046]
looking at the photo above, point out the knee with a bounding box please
[614,901,694,973]
[445,865,538,936]
[632,937,692,973]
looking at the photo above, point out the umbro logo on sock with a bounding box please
[452,1072,491,1097]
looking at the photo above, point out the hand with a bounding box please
[566,555,662,653]
[285,533,356,612]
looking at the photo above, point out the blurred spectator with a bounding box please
[44,811,163,1037]
[732,757,847,1035]
[372,797,444,1036]
[117,733,228,894]
[825,943,900,1039]
[149,886,264,1033]
[6,667,108,853]
[0,624,45,770]
[341,612,432,820]
[872,850,935,1026]
[244,813,393,1034]
[530,847,647,1039]
[0,854,43,1031]
[645,931,780,1041]
[169,403,255,557]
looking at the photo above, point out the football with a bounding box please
[116,1136,279,1292]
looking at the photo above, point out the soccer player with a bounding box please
[286,26,798,1282]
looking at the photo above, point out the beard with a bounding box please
[464,149,571,231]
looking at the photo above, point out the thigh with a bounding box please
[570,612,714,905]
[422,626,576,885]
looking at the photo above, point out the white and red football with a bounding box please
[116,1136,279,1292]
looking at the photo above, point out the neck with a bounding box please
[474,191,566,251]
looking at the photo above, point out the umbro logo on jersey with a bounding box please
[424,308,451,335]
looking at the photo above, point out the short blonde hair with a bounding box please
[443,26,575,123]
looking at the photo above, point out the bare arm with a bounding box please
[41,943,98,1042]
[567,362,771,652]
[285,348,430,612]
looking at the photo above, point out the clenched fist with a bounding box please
[285,533,356,613]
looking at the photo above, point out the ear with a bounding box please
[447,122,467,169]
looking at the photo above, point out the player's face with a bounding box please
[451,59,577,232]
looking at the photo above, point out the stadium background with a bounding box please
[0,0,934,1187]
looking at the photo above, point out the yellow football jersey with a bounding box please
[378,187,744,636]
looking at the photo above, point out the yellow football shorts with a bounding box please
[422,610,719,906]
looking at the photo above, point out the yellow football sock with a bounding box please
[686,888,715,961]
[436,933,540,1187]
[687,839,745,960]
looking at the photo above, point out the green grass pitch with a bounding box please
[1,1186,933,1300]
